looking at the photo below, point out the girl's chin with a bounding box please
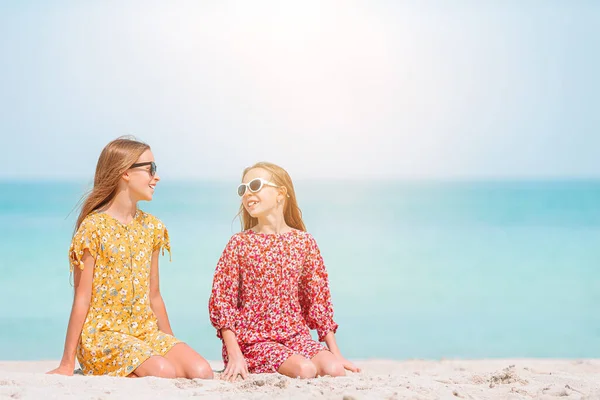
[246,207,262,218]
[135,190,153,202]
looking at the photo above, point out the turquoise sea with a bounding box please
[0,180,599,361]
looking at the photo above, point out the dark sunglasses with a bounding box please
[130,161,157,176]
[237,178,278,197]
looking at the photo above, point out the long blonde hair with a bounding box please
[74,137,150,233]
[239,162,306,232]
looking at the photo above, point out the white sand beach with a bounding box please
[1,359,599,399]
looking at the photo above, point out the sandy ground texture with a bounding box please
[1,359,599,399]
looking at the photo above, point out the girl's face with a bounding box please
[240,168,283,218]
[126,149,160,202]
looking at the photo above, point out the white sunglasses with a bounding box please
[237,178,279,197]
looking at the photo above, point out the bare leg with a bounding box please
[133,356,177,378]
[164,343,213,379]
[277,354,317,379]
[311,350,345,377]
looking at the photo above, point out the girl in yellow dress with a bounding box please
[47,137,213,379]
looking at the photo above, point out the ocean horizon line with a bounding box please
[2,176,600,184]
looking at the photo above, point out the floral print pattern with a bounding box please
[70,210,180,376]
[222,333,327,373]
[209,230,338,373]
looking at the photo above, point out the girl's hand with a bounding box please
[336,355,361,373]
[323,331,360,373]
[221,352,249,382]
[46,363,75,376]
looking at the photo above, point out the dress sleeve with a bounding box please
[298,234,339,342]
[152,218,171,260]
[69,216,100,272]
[208,235,241,339]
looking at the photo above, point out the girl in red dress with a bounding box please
[209,162,360,381]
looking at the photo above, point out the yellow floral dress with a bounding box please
[69,210,181,376]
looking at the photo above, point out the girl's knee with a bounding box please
[319,360,345,377]
[295,361,318,379]
[278,354,318,379]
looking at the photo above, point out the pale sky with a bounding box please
[1,1,598,180]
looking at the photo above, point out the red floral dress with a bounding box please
[208,229,339,373]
